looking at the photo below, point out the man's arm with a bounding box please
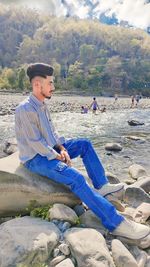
[15,107,60,161]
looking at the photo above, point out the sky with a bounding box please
[0,0,150,30]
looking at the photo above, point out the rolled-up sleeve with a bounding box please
[16,107,59,160]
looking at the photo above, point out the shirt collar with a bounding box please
[29,94,45,107]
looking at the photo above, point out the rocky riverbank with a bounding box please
[0,93,150,266]
[0,152,150,267]
[0,94,150,116]
[1,93,150,179]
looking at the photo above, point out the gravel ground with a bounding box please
[0,93,150,115]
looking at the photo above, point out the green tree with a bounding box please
[80,44,96,65]
[18,68,26,91]
[0,68,16,89]
[104,56,123,91]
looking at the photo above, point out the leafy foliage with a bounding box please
[0,4,150,95]
[25,200,52,220]
[30,205,52,220]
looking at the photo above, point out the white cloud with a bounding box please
[93,0,150,28]
[108,0,150,29]
[0,0,150,29]
[121,0,150,29]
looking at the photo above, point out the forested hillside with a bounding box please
[0,4,150,95]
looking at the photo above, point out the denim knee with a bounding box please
[80,138,92,157]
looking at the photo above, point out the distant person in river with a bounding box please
[89,97,100,114]
[81,105,88,114]
[114,94,118,103]
[15,63,150,245]
[130,95,135,108]
[135,94,141,107]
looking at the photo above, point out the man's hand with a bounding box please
[60,150,72,166]
[54,144,72,166]
[56,149,72,166]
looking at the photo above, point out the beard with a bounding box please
[40,86,52,99]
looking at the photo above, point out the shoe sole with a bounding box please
[103,185,124,197]
[111,231,150,240]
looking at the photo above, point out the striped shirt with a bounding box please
[15,94,65,163]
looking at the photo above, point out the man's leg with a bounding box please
[24,154,150,241]
[63,138,124,196]
[24,154,124,231]
[63,138,108,189]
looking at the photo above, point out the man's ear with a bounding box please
[33,78,41,88]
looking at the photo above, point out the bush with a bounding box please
[30,205,52,220]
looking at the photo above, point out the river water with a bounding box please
[0,94,150,182]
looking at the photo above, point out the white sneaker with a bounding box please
[112,218,150,240]
[99,182,125,197]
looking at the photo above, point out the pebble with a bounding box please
[58,243,70,256]
[50,255,66,266]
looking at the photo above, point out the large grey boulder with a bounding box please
[79,210,107,235]
[0,152,80,217]
[105,143,123,152]
[64,228,115,267]
[129,246,148,267]
[111,239,138,267]
[128,120,144,126]
[123,186,150,208]
[49,204,78,225]
[132,176,150,193]
[128,164,147,180]
[0,216,60,267]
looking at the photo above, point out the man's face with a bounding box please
[40,76,55,99]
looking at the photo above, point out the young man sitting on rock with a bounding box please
[15,63,150,246]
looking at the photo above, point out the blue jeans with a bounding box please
[24,138,124,231]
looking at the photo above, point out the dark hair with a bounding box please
[27,63,54,82]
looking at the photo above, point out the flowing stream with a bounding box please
[0,96,150,182]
